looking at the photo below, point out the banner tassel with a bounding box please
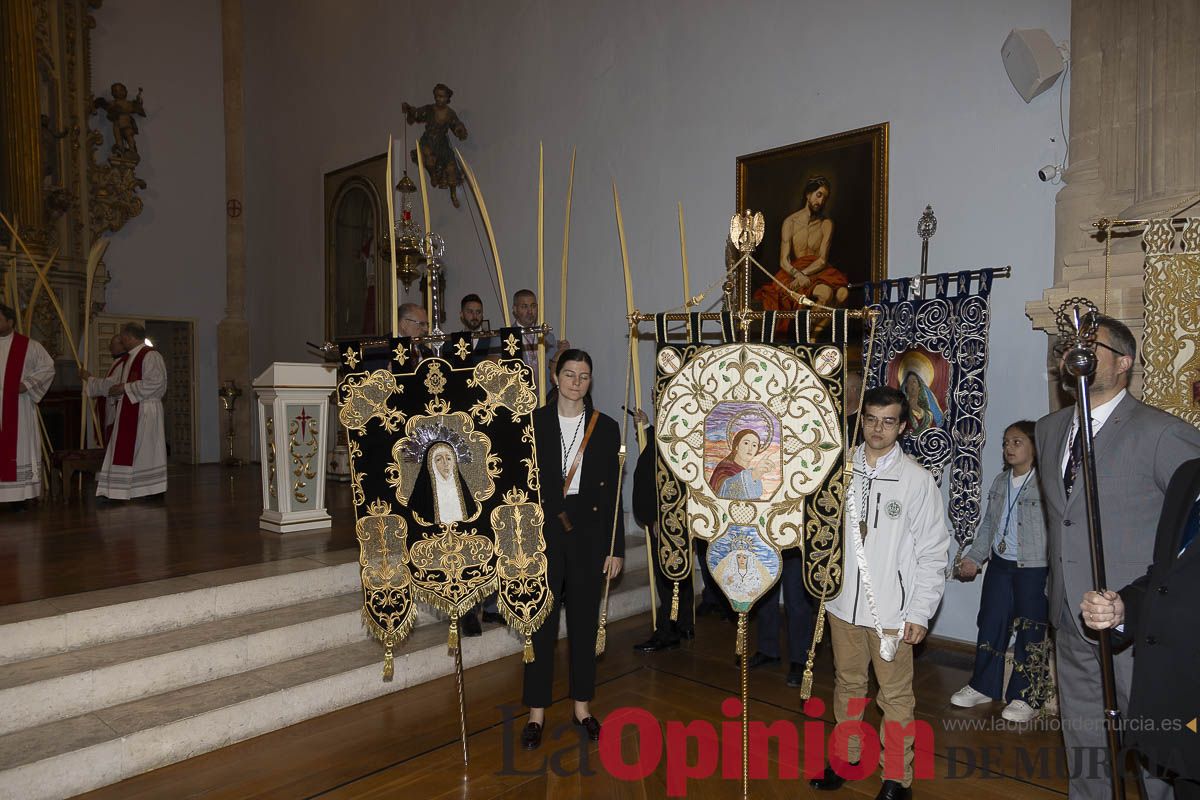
[382,633,396,682]
[670,581,680,622]
[800,600,828,699]
[595,613,608,656]
[523,636,534,663]
[448,615,459,652]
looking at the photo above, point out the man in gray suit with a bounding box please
[1036,315,1200,800]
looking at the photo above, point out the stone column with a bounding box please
[217,0,252,463]
[1026,0,1200,404]
[0,0,43,234]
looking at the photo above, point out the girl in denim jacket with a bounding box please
[950,420,1048,722]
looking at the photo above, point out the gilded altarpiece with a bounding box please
[338,330,552,675]
[1,0,148,363]
[1141,218,1200,429]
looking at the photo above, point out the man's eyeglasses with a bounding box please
[862,414,900,429]
[402,317,430,330]
[1093,341,1127,358]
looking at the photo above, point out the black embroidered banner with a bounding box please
[863,271,996,545]
[337,328,552,673]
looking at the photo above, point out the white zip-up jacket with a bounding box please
[826,444,951,631]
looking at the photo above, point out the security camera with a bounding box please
[1038,164,1062,183]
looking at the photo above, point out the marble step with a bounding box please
[0,554,652,800]
[0,550,363,666]
[0,535,648,737]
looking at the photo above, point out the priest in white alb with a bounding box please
[0,303,55,505]
[79,322,168,499]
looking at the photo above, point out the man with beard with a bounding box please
[755,176,850,327]
[512,289,566,392]
[457,294,494,366]
[1036,315,1200,800]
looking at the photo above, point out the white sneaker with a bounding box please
[950,685,993,708]
[1001,699,1038,722]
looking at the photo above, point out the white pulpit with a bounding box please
[253,362,338,533]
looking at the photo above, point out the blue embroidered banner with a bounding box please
[863,271,996,545]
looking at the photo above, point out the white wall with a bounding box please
[91,0,226,463]
[243,0,1071,642]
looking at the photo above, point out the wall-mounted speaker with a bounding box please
[1002,28,1066,103]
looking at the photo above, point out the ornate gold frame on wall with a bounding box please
[735,123,889,314]
[323,153,388,342]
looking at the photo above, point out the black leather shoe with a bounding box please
[481,610,504,624]
[787,661,804,688]
[810,763,855,790]
[875,780,911,800]
[735,651,781,669]
[633,635,680,653]
[677,625,695,640]
[573,715,601,741]
[461,613,482,637]
[521,721,543,750]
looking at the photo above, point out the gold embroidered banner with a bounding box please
[1142,218,1200,428]
[337,330,552,676]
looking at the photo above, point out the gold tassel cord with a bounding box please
[739,611,750,800]
[800,313,879,700]
[383,632,396,681]
[597,319,636,656]
[448,615,460,652]
[523,636,534,664]
[670,581,680,622]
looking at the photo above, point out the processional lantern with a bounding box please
[393,171,426,290]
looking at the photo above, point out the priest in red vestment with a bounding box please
[79,322,167,499]
[0,303,56,504]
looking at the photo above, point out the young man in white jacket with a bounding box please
[811,386,951,800]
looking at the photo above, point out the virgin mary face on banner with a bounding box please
[901,369,943,434]
[708,429,770,501]
[409,440,480,525]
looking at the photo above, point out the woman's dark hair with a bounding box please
[554,348,592,378]
[1002,420,1037,471]
[552,348,594,413]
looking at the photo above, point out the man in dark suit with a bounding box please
[1081,457,1200,800]
[1036,316,1200,800]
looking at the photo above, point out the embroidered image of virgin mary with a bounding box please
[704,404,780,502]
[404,425,480,526]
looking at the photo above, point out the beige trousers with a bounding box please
[827,613,916,787]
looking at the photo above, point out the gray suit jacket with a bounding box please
[1035,393,1200,637]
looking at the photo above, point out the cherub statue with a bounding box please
[402,83,468,208]
[93,83,146,156]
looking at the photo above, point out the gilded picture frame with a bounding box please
[736,123,889,315]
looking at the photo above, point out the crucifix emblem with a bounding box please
[295,408,313,438]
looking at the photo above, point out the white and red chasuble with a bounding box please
[0,332,55,503]
[91,342,168,499]
[86,352,128,446]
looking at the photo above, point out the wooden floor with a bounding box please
[0,465,357,605]
[74,612,1073,799]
